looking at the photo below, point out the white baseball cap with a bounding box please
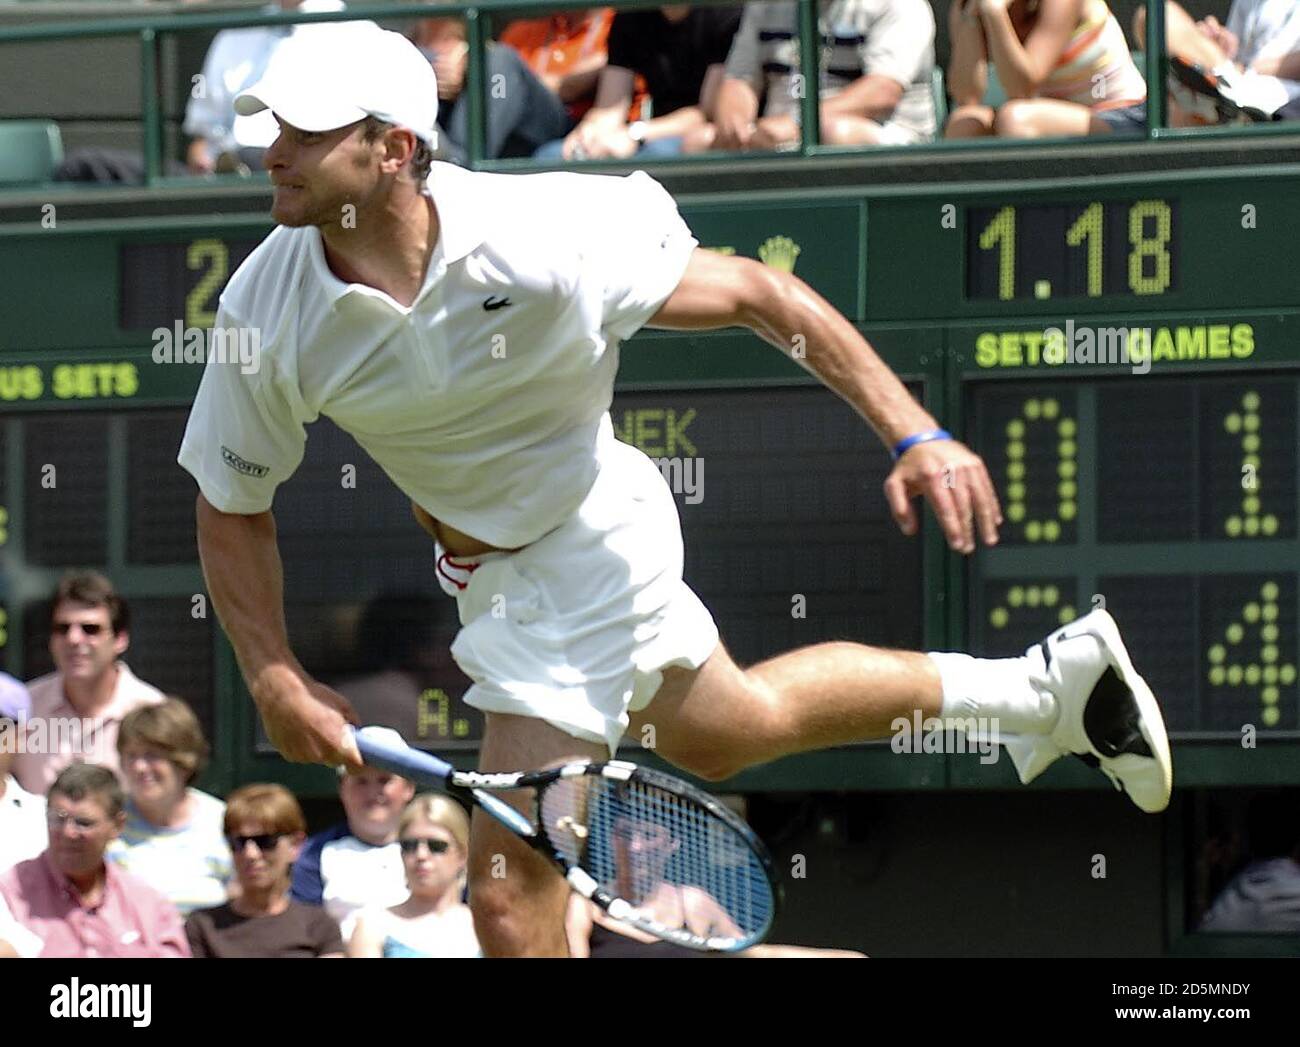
[235,27,439,145]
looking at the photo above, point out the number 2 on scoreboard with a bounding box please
[185,239,230,329]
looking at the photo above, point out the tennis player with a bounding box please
[179,27,1173,957]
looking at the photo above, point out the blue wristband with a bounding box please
[892,428,952,460]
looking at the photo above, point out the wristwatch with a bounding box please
[627,120,649,144]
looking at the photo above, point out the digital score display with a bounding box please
[4,164,1295,780]
[966,200,1179,303]
[969,376,1299,735]
[119,239,261,331]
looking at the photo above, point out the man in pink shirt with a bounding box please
[0,763,190,957]
[14,572,163,795]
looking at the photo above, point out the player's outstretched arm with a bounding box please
[647,248,1002,552]
[196,494,361,765]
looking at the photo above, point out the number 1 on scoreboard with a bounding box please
[978,206,1016,301]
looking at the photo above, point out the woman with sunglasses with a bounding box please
[346,795,480,958]
[186,783,344,957]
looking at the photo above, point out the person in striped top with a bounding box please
[107,698,233,916]
[946,0,1148,138]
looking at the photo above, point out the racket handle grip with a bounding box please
[347,726,454,786]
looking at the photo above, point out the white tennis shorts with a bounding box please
[434,438,719,754]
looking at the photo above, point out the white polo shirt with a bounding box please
[178,163,698,548]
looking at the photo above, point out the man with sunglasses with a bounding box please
[0,674,47,874]
[13,572,163,795]
[0,763,189,957]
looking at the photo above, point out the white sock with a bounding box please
[927,651,1059,736]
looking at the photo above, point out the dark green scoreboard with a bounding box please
[1,163,1297,792]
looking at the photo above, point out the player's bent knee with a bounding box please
[639,656,791,782]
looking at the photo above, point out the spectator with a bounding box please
[185,0,376,175]
[186,784,344,957]
[1201,789,1300,932]
[107,698,232,916]
[0,674,46,874]
[0,764,189,957]
[14,571,163,796]
[347,794,479,957]
[291,766,414,937]
[945,0,1147,138]
[715,0,937,150]
[1135,1,1300,122]
[538,4,743,161]
[498,8,621,129]
[407,18,569,163]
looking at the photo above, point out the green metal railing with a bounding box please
[0,0,1291,186]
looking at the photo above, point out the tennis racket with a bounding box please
[347,725,778,952]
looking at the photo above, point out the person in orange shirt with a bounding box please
[498,8,622,124]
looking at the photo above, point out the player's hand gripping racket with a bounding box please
[347,725,778,952]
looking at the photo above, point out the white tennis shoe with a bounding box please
[1003,609,1173,814]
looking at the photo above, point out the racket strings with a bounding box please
[541,774,773,944]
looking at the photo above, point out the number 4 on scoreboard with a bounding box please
[1206,580,1297,729]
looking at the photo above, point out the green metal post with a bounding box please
[1144,0,1166,135]
[797,0,822,156]
[465,8,487,167]
[140,28,162,184]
